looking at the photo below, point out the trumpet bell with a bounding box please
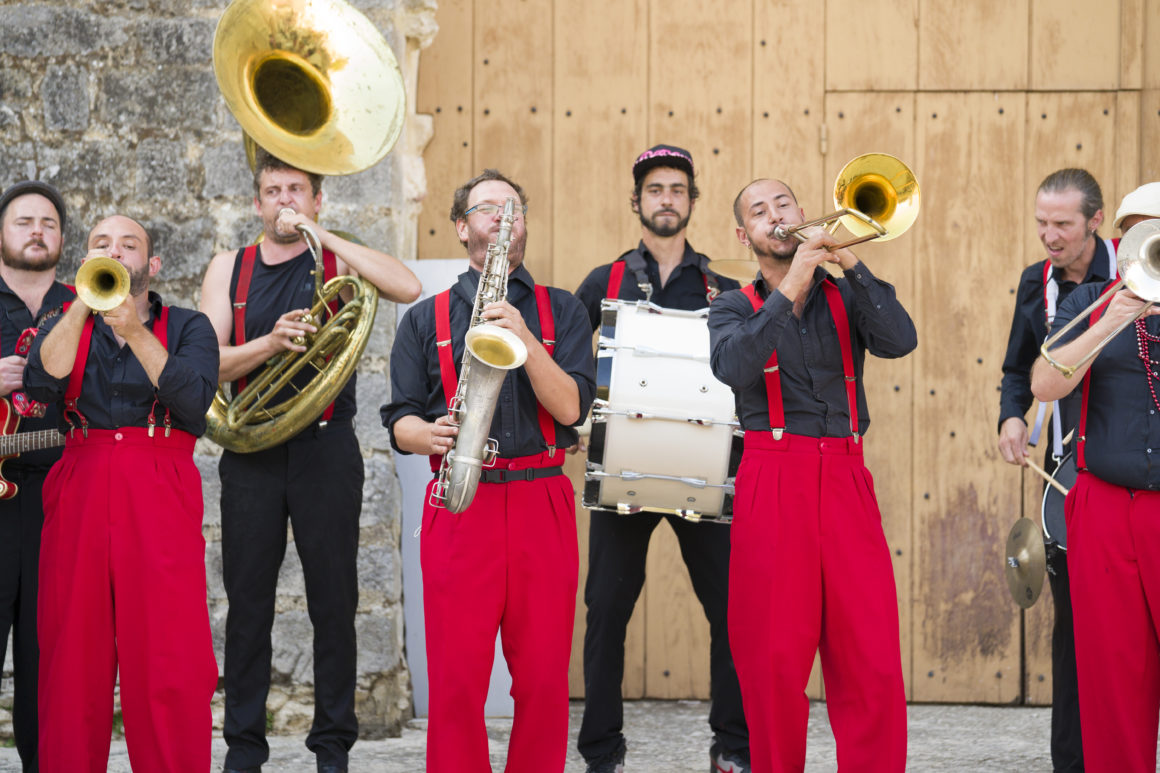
[75,256,131,312]
[1118,219,1160,300]
[834,153,920,242]
[213,0,406,176]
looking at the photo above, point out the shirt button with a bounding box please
[856,273,863,280]
[505,432,512,438]
[114,432,123,441]
[800,328,807,335]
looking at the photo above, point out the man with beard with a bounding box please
[24,214,220,772]
[573,145,749,773]
[0,181,73,772]
[998,168,1115,772]
[381,169,594,773]
[200,150,420,773]
[708,179,915,772]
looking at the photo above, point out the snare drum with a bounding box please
[1041,452,1077,550]
[583,299,740,522]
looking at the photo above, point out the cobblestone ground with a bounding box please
[0,700,1055,772]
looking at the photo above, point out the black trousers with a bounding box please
[578,510,748,762]
[0,468,48,773]
[1047,544,1083,772]
[220,422,363,769]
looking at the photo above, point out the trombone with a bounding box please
[1040,220,1160,377]
[708,153,921,282]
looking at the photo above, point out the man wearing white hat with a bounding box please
[1113,182,1160,235]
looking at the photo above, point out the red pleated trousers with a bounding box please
[1067,471,1160,773]
[37,428,217,773]
[420,463,578,773]
[727,432,906,773]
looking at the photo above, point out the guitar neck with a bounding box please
[0,429,65,457]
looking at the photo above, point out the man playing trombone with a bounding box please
[1032,197,1160,773]
[708,178,916,772]
[25,215,220,772]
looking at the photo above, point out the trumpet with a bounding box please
[1040,220,1160,377]
[75,256,130,312]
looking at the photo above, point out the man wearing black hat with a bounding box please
[573,146,749,773]
[0,180,74,771]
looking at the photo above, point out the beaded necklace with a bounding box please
[1135,317,1160,412]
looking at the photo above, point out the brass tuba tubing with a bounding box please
[1040,220,1160,377]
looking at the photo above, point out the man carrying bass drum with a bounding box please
[573,145,749,773]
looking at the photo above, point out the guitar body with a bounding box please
[0,397,22,499]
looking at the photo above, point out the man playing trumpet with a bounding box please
[708,178,916,772]
[200,149,420,773]
[25,215,220,772]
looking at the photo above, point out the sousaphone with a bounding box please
[207,0,405,452]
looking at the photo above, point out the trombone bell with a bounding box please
[833,153,920,242]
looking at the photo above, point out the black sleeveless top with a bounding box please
[227,246,357,425]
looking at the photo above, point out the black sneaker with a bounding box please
[585,737,627,773]
[709,741,750,773]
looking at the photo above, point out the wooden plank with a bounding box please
[640,0,751,698]
[912,91,1025,703]
[1023,93,1119,266]
[552,0,648,295]
[1121,0,1145,89]
[1116,91,1142,207]
[1029,0,1121,90]
[1143,90,1160,183]
[752,0,826,223]
[825,0,918,92]
[824,91,917,699]
[917,0,1028,90]
[647,0,752,265]
[472,0,554,283]
[415,0,473,260]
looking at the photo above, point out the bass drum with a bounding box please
[1041,452,1077,550]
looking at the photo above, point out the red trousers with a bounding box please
[728,432,906,773]
[37,428,217,773]
[1067,471,1160,773]
[420,458,578,773]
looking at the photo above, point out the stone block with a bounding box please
[270,610,315,685]
[133,17,215,65]
[135,137,187,201]
[42,64,90,132]
[202,142,252,200]
[355,611,402,674]
[0,6,126,58]
[0,70,33,132]
[355,371,390,451]
[40,141,131,205]
[327,156,395,205]
[100,69,218,131]
[145,216,215,280]
[356,542,398,598]
[0,143,37,188]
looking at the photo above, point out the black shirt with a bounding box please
[708,263,916,437]
[574,241,741,328]
[228,245,356,423]
[381,264,596,457]
[24,293,220,437]
[1050,281,1160,490]
[0,276,73,469]
[999,238,1115,433]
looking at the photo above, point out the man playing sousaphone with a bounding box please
[200,149,420,773]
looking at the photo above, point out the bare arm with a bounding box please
[392,414,458,456]
[37,301,90,380]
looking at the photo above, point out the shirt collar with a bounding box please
[751,266,832,299]
[1050,237,1112,285]
[637,239,702,270]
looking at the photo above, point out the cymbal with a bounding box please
[706,259,761,283]
[1005,517,1046,608]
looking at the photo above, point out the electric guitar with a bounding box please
[0,396,65,499]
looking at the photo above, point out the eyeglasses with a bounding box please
[463,202,527,219]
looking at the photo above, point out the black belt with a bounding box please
[479,466,563,483]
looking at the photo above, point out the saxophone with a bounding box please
[430,198,529,512]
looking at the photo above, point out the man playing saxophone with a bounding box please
[199,149,420,773]
[381,169,595,773]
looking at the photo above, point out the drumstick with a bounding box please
[1025,457,1069,497]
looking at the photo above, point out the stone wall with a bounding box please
[0,0,436,741]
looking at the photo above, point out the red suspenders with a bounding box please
[63,306,171,437]
[233,246,339,421]
[432,284,561,462]
[741,280,859,441]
